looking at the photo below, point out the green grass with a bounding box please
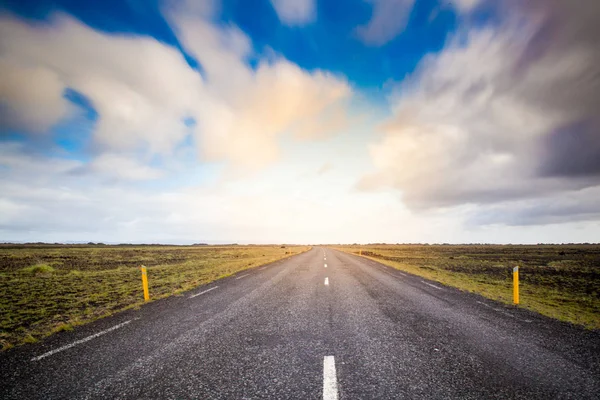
[334,244,600,329]
[20,263,55,275]
[51,323,74,333]
[0,244,310,351]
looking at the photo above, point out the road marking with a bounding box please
[379,269,406,281]
[324,263,328,268]
[31,320,134,361]
[323,356,339,400]
[421,281,444,290]
[235,273,250,280]
[324,277,329,286]
[258,267,267,270]
[476,301,532,322]
[189,286,219,298]
[378,266,407,277]
[477,301,515,317]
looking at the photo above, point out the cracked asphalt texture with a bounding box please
[2,247,599,399]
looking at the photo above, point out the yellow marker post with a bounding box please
[141,266,150,302]
[359,249,362,256]
[513,266,519,305]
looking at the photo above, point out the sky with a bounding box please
[0,0,599,244]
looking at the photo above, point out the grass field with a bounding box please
[0,244,309,350]
[334,244,600,329]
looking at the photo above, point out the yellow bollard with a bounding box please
[513,266,519,305]
[359,249,362,256]
[141,266,150,302]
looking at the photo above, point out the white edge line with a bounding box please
[323,356,339,400]
[189,286,219,298]
[381,271,394,278]
[235,273,250,280]
[366,260,409,277]
[476,300,511,315]
[324,277,329,286]
[380,270,406,281]
[476,301,532,322]
[31,320,134,361]
[258,267,267,270]
[476,300,493,309]
[379,266,407,278]
[421,281,444,290]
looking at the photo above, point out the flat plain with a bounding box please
[2,247,599,399]
[334,244,600,329]
[0,244,309,350]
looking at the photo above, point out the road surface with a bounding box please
[2,247,599,399]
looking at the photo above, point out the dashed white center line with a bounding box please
[31,319,135,361]
[189,286,218,298]
[421,281,444,290]
[324,263,328,268]
[323,356,339,400]
[324,277,329,286]
[235,273,250,280]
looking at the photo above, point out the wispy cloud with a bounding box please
[0,8,352,175]
[358,0,600,225]
[356,0,415,46]
[1,0,598,243]
[450,0,481,13]
[269,0,316,26]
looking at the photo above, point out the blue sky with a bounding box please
[1,0,599,243]
[2,0,460,87]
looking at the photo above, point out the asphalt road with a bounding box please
[2,247,599,399]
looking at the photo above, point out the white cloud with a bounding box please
[0,14,203,154]
[0,59,73,133]
[170,9,351,172]
[317,162,333,175]
[450,0,481,13]
[88,153,165,181]
[270,0,316,26]
[0,11,351,175]
[2,0,598,242]
[356,0,415,46]
[0,141,459,243]
[359,0,600,225]
[467,186,600,227]
[0,142,82,178]
[2,136,598,243]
